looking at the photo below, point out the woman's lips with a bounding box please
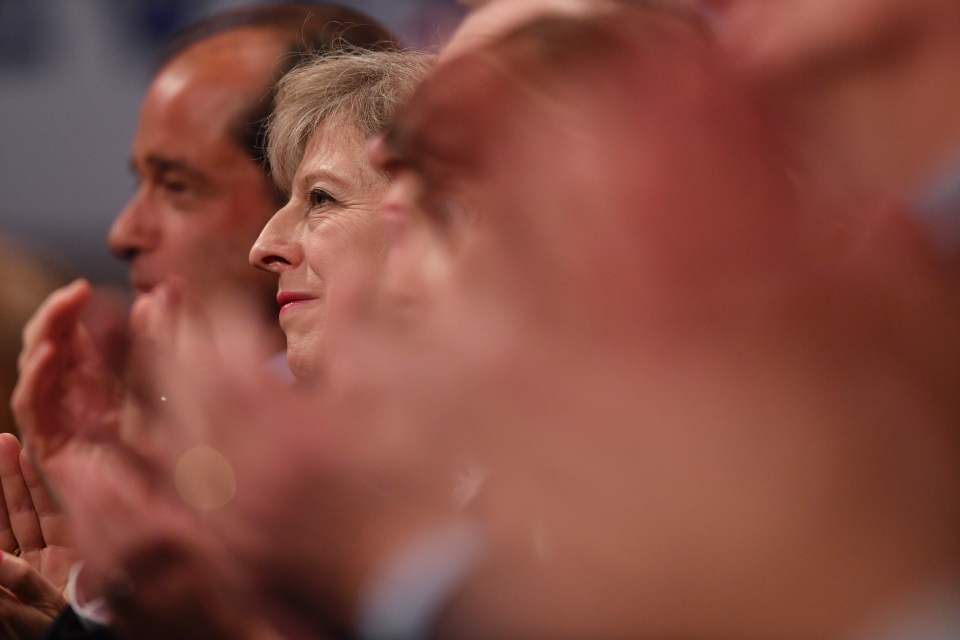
[277,291,318,314]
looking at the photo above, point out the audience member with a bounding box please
[715,0,960,222]
[251,50,433,384]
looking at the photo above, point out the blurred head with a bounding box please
[250,51,433,383]
[375,6,793,350]
[444,0,621,61]
[107,4,396,323]
[713,0,960,77]
[357,7,960,637]
[711,0,960,204]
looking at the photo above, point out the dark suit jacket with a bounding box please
[44,608,116,640]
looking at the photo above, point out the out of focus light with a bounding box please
[174,445,236,511]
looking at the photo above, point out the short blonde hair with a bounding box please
[267,49,434,192]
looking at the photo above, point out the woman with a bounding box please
[250,50,434,383]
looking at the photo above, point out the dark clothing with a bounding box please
[44,608,116,640]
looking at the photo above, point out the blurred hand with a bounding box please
[94,295,466,635]
[64,450,283,640]
[41,290,296,640]
[0,433,77,639]
[10,280,124,472]
[0,551,66,640]
[0,435,76,594]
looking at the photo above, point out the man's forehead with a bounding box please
[152,29,283,107]
[163,27,287,86]
[136,29,284,158]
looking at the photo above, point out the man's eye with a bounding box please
[161,180,190,194]
[309,189,336,208]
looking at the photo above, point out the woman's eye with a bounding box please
[309,189,336,208]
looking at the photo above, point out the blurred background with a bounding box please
[0,0,464,285]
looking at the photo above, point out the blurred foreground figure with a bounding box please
[363,9,960,638]
[64,5,960,639]
[9,4,395,640]
[715,0,960,222]
[442,0,619,60]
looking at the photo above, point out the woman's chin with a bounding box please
[285,342,326,386]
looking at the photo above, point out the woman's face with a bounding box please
[250,119,388,382]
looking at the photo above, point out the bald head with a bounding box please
[150,28,287,160]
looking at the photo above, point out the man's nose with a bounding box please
[107,191,161,262]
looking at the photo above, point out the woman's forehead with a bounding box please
[292,120,377,188]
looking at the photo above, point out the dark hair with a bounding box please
[159,3,399,200]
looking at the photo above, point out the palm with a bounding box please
[0,435,74,640]
[12,281,124,468]
[19,545,74,596]
[0,598,62,640]
[40,327,121,462]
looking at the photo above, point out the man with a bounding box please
[7,4,395,638]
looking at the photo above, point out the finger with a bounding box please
[0,435,44,561]
[0,593,61,639]
[130,280,182,345]
[10,341,61,449]
[19,452,70,549]
[0,551,63,607]
[59,455,146,582]
[127,284,184,416]
[0,466,15,556]
[18,279,91,370]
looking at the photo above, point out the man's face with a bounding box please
[108,29,282,307]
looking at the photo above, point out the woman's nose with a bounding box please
[250,209,303,274]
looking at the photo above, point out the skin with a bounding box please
[442,0,618,62]
[15,26,290,469]
[0,435,71,639]
[713,0,958,76]
[715,0,960,198]
[9,26,293,640]
[109,27,282,310]
[365,21,960,638]
[250,118,389,383]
